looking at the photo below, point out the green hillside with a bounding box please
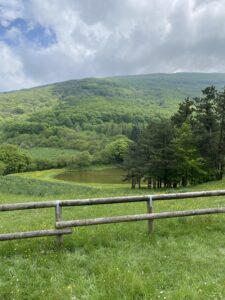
[2,74,225,299]
[1,72,225,119]
[1,72,225,165]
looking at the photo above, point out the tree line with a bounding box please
[124,86,225,188]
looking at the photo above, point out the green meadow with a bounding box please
[1,73,225,299]
[23,147,79,162]
[1,169,225,299]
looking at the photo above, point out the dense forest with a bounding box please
[125,86,225,188]
[1,73,225,185]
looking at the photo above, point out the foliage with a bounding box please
[3,121,47,137]
[106,136,131,163]
[71,151,92,169]
[171,97,194,127]
[22,147,81,171]
[125,86,225,188]
[174,122,206,185]
[0,144,31,175]
[0,161,6,175]
[1,73,225,298]
[1,76,225,180]
[125,119,179,188]
[1,73,225,165]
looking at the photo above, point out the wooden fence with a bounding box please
[1,190,225,245]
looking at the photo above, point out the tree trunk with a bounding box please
[138,177,141,189]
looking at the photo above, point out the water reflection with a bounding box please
[55,168,127,184]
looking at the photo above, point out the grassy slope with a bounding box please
[23,147,79,162]
[1,170,225,299]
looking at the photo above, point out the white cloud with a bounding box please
[0,42,37,91]
[0,0,24,26]
[1,0,225,91]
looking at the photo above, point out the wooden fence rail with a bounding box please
[1,190,225,245]
[56,207,225,228]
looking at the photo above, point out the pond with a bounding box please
[55,168,128,184]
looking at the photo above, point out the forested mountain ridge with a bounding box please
[1,72,225,120]
[1,72,225,173]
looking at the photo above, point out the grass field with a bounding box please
[1,169,225,299]
[23,147,79,162]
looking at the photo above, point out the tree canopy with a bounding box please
[0,145,31,175]
[124,86,225,188]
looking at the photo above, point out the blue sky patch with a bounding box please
[0,18,56,47]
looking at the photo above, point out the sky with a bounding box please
[0,0,225,92]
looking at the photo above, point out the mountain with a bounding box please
[1,72,225,120]
[0,72,225,159]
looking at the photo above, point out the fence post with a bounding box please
[55,201,63,246]
[147,195,154,233]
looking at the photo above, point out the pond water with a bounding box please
[55,168,128,184]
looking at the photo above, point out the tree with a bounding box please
[193,86,218,179]
[124,140,145,188]
[143,119,177,188]
[130,125,141,142]
[173,122,206,186]
[0,144,31,175]
[0,161,6,175]
[215,87,225,179]
[124,119,178,188]
[72,151,92,169]
[171,97,194,127]
[106,137,131,163]
[125,86,225,189]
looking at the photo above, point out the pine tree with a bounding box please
[193,86,218,179]
[171,97,194,128]
[215,88,225,179]
[173,122,206,186]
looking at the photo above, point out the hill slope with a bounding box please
[0,72,225,158]
[1,72,225,119]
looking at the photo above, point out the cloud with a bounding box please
[0,0,24,26]
[0,0,225,91]
[0,42,37,91]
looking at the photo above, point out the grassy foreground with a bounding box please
[1,170,225,299]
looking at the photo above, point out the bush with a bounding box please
[106,137,131,163]
[0,144,31,175]
[71,151,92,169]
[0,161,6,175]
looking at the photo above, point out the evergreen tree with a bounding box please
[143,119,177,188]
[125,86,225,189]
[125,119,178,188]
[193,86,218,179]
[171,97,194,128]
[173,122,206,186]
[215,88,225,179]
[130,125,141,142]
[124,141,144,188]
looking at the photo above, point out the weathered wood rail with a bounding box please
[1,190,225,245]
